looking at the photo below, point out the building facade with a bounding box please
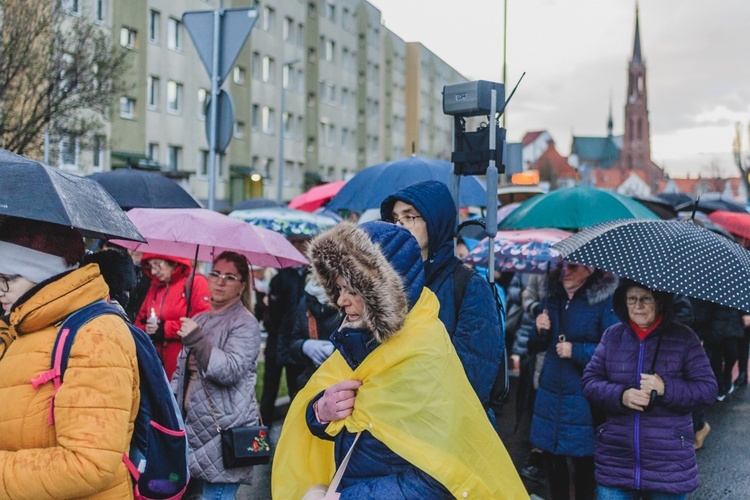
[52,0,468,209]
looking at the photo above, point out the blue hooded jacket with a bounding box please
[381,181,503,407]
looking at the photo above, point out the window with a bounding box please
[120,27,137,49]
[262,106,274,134]
[296,116,303,139]
[92,136,104,170]
[96,0,105,22]
[167,17,182,51]
[282,64,292,89]
[262,6,275,32]
[199,149,209,176]
[296,69,304,93]
[284,160,294,186]
[282,112,292,137]
[149,10,160,42]
[326,83,335,103]
[324,39,335,62]
[167,81,183,114]
[233,66,246,85]
[62,0,80,15]
[283,17,293,41]
[168,146,182,171]
[308,2,316,17]
[234,121,246,139]
[328,124,336,147]
[147,76,159,109]
[262,56,275,83]
[197,88,208,119]
[59,133,79,169]
[120,97,136,118]
[251,104,260,130]
[251,52,261,79]
[148,143,159,162]
[326,1,336,21]
[296,23,304,46]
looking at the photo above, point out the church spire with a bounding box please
[632,2,642,64]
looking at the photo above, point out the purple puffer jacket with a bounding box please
[581,313,717,494]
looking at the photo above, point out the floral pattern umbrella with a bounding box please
[463,228,571,273]
[228,207,337,237]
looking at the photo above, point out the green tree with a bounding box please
[0,0,129,156]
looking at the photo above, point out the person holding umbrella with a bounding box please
[135,254,210,379]
[580,279,718,499]
[0,217,140,498]
[528,261,619,500]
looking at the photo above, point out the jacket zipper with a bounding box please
[634,339,645,490]
[553,298,570,453]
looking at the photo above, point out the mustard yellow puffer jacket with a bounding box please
[0,264,140,499]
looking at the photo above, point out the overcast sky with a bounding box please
[369,0,750,179]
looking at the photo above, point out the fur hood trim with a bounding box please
[546,265,619,305]
[307,222,408,343]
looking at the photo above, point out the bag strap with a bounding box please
[452,263,475,321]
[307,309,319,340]
[326,432,361,496]
[196,358,264,433]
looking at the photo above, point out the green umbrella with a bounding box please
[498,186,659,230]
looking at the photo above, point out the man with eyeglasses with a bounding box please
[381,180,503,427]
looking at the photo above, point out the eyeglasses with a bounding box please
[0,275,20,293]
[148,259,168,270]
[208,271,242,283]
[390,215,423,229]
[626,295,656,306]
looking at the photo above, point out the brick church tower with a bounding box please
[620,5,653,178]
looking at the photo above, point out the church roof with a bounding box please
[571,136,622,168]
[522,131,546,146]
[632,5,642,64]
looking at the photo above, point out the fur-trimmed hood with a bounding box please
[307,221,424,343]
[545,264,619,306]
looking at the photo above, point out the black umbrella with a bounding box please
[631,195,677,220]
[552,218,750,310]
[0,150,144,241]
[674,193,747,214]
[87,169,202,210]
[656,192,693,207]
[231,197,286,211]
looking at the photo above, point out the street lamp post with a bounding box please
[277,57,300,203]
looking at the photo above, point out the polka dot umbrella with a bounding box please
[552,218,750,310]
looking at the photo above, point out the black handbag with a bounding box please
[198,365,271,468]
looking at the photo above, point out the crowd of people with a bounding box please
[0,178,745,499]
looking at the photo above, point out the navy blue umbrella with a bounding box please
[326,156,489,212]
[87,169,202,210]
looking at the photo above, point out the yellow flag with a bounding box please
[272,289,528,499]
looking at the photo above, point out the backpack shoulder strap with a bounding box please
[30,300,121,424]
[453,263,476,318]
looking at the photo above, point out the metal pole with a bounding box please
[277,58,299,203]
[208,8,222,211]
[486,89,499,285]
[502,0,508,129]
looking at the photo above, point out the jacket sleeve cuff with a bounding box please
[306,391,334,440]
[183,327,212,368]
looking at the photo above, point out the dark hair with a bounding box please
[213,251,252,311]
[0,216,84,266]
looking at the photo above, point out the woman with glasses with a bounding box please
[172,251,262,499]
[135,254,210,379]
[581,280,717,499]
[527,261,619,500]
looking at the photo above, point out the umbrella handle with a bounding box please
[644,389,658,413]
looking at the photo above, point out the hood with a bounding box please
[380,180,456,260]
[612,278,675,325]
[140,253,193,283]
[307,221,424,343]
[545,264,619,306]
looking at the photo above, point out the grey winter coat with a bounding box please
[172,300,261,484]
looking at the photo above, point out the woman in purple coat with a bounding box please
[581,279,718,499]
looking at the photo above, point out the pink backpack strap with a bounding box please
[30,327,72,425]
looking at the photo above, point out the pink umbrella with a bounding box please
[110,208,308,268]
[288,180,346,212]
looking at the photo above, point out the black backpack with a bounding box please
[453,264,510,411]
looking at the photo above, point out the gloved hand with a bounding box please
[303,339,335,366]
